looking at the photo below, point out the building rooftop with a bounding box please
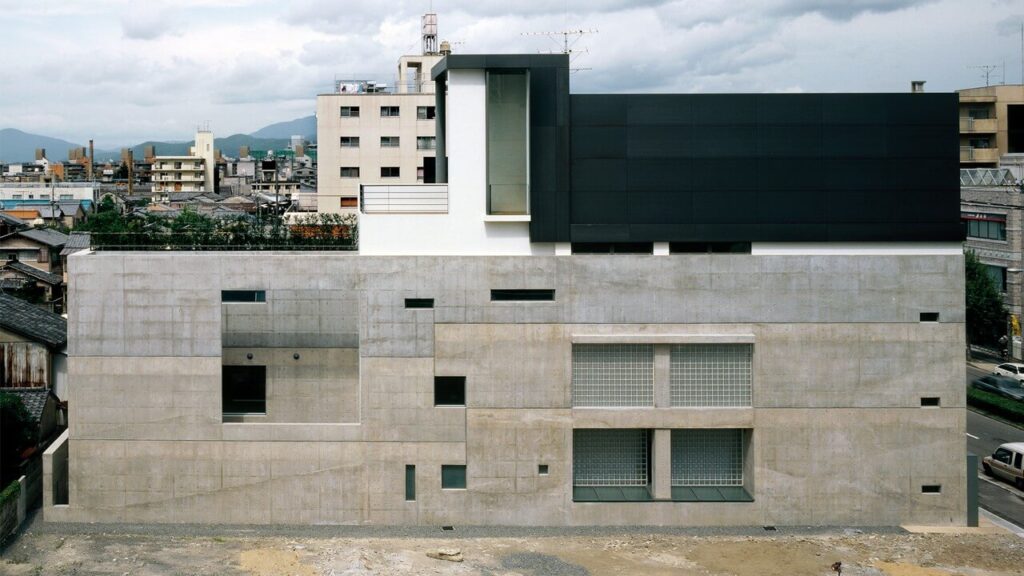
[60,232,91,257]
[0,292,67,348]
[18,227,69,247]
[1,388,55,423]
[4,260,64,286]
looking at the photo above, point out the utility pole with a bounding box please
[970,65,999,87]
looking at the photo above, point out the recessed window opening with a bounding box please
[572,242,654,254]
[340,106,360,117]
[380,106,400,117]
[381,166,400,178]
[669,242,752,254]
[340,167,360,178]
[221,290,265,303]
[340,136,359,148]
[921,484,942,494]
[538,464,549,475]
[380,136,400,148]
[920,312,940,322]
[441,465,466,489]
[434,376,466,406]
[222,365,266,415]
[405,465,416,501]
[417,106,436,120]
[405,298,434,309]
[921,397,941,407]
[490,289,555,302]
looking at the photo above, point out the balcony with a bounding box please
[960,146,1000,163]
[361,184,447,214]
[959,117,998,133]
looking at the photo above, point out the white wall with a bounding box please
[0,184,96,201]
[359,69,547,256]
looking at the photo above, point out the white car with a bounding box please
[993,363,1024,383]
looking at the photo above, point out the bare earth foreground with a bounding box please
[3,520,1024,576]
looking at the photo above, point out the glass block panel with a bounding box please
[572,344,654,407]
[573,429,648,486]
[670,344,752,407]
[671,429,744,486]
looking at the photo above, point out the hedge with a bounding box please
[0,479,20,507]
[968,387,1024,425]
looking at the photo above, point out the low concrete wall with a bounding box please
[0,475,27,541]
[43,430,69,517]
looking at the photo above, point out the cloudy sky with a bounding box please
[1,0,1022,147]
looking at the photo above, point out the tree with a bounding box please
[965,250,1008,349]
[0,393,34,486]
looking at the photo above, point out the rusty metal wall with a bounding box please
[0,342,49,388]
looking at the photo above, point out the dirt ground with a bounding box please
[3,525,1024,576]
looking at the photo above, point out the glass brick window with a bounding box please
[671,429,744,486]
[572,344,654,407]
[573,429,648,486]
[670,344,752,407]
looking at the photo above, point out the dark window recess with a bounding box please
[417,106,436,120]
[340,167,360,178]
[381,166,400,178]
[920,397,941,407]
[222,365,267,415]
[405,465,416,501]
[572,242,654,254]
[538,464,549,475]
[340,106,360,118]
[1009,104,1024,153]
[380,106,400,117]
[1015,453,1023,470]
[670,242,752,254]
[921,485,942,494]
[490,289,555,302]
[435,376,466,406]
[405,298,434,309]
[441,465,467,489]
[222,290,266,303]
[920,312,940,322]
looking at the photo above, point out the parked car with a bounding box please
[972,375,1024,401]
[993,363,1024,383]
[984,443,1024,490]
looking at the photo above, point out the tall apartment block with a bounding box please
[49,53,965,527]
[151,131,217,193]
[316,16,442,214]
[958,85,1024,171]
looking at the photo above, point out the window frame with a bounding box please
[380,105,400,118]
[417,106,436,120]
[380,136,400,148]
[380,166,400,178]
[340,106,360,118]
[340,136,360,148]
[340,167,360,178]
[441,465,467,489]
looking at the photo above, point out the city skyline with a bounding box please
[0,0,1022,147]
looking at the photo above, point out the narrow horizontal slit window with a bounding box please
[920,397,940,407]
[221,290,265,303]
[920,312,940,322]
[405,298,434,309]
[921,484,942,494]
[490,289,555,302]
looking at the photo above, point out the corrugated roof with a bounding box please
[0,293,66,347]
[18,227,69,247]
[4,260,63,286]
[59,232,91,256]
[0,388,54,423]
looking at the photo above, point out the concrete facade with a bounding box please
[50,250,966,526]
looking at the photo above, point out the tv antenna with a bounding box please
[970,64,999,86]
[521,28,598,72]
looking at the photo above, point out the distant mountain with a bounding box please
[0,128,83,163]
[249,115,316,140]
[1,114,315,164]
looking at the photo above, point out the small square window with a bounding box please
[441,465,466,489]
[538,464,549,475]
[435,376,465,406]
[416,136,436,150]
[222,365,266,415]
[381,167,400,178]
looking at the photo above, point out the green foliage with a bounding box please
[968,387,1024,425]
[0,393,34,486]
[0,479,20,507]
[966,250,1008,348]
[77,207,358,250]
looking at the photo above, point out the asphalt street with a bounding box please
[966,364,1024,527]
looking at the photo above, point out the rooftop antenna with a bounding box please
[521,28,598,73]
[970,64,999,86]
[422,13,438,55]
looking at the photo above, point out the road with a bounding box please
[966,364,1024,527]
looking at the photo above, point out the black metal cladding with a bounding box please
[560,93,961,243]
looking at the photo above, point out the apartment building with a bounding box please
[316,17,442,214]
[151,131,217,193]
[958,85,1024,173]
[49,53,965,527]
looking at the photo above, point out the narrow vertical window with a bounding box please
[405,465,416,501]
[486,70,528,215]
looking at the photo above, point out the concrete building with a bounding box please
[49,54,964,527]
[316,15,442,214]
[958,85,1024,176]
[152,131,217,194]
